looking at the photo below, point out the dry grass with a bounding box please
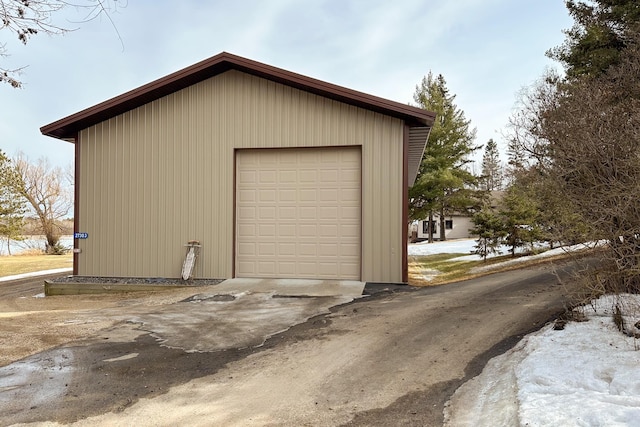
[0,254,73,277]
[408,253,481,286]
[408,251,572,287]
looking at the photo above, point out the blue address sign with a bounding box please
[74,232,89,239]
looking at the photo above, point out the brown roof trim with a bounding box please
[40,52,435,140]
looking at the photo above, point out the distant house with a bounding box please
[410,191,506,242]
[412,214,475,242]
[41,52,435,283]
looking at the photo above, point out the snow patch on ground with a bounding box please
[417,240,640,426]
[469,242,596,273]
[444,294,640,427]
[408,239,478,256]
[408,238,547,260]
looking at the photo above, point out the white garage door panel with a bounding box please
[236,147,361,280]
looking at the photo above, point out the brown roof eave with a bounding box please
[40,61,235,139]
[229,59,434,126]
[41,52,434,140]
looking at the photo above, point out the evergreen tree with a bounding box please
[480,139,503,191]
[505,135,531,186]
[499,184,541,257]
[548,0,640,78]
[470,208,506,261]
[409,72,479,242]
[0,149,25,254]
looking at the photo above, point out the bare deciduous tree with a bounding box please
[1,0,122,87]
[535,31,640,295]
[505,70,562,171]
[14,153,72,254]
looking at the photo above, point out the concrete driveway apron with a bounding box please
[125,279,365,352]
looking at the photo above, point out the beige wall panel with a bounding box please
[76,70,403,282]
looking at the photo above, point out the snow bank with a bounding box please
[444,295,640,427]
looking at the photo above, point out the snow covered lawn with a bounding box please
[408,239,573,284]
[444,294,640,426]
[408,238,550,259]
[408,238,479,256]
[408,237,585,261]
[409,239,593,276]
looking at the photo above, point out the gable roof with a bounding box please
[40,52,434,184]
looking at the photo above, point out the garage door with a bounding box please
[236,147,361,280]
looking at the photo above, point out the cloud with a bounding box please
[0,0,572,168]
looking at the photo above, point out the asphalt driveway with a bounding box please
[0,262,577,426]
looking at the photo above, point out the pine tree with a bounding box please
[547,0,640,78]
[0,149,25,254]
[480,139,503,191]
[499,184,540,257]
[409,72,480,242]
[505,136,529,185]
[470,208,506,261]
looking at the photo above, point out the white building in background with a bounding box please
[410,214,475,242]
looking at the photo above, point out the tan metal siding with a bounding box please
[76,70,403,282]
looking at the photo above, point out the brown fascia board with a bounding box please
[40,52,435,140]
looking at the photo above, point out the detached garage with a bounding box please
[41,52,434,283]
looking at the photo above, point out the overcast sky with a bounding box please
[1,0,572,170]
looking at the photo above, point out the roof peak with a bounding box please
[41,52,434,140]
